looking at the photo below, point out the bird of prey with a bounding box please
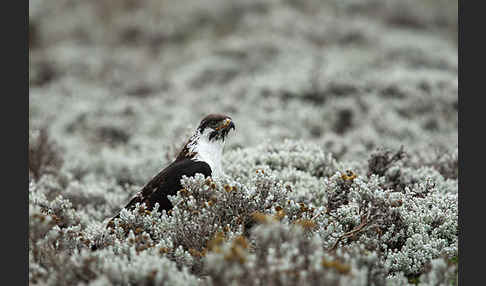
[107,114,235,227]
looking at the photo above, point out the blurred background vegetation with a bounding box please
[29,0,457,185]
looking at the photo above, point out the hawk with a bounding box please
[107,114,235,227]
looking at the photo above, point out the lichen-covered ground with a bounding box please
[29,0,458,285]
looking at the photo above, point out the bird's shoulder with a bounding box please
[143,158,212,193]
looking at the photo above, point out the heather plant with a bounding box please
[29,144,457,285]
[202,221,370,286]
[29,127,64,180]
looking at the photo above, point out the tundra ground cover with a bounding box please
[29,0,457,285]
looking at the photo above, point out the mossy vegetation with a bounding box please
[29,0,457,285]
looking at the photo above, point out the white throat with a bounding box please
[188,131,225,178]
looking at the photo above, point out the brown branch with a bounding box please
[330,212,370,252]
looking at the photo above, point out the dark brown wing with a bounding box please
[107,159,211,228]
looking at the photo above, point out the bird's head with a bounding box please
[176,114,235,163]
[197,114,235,142]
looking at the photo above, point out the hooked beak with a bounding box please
[216,118,235,131]
[228,120,235,131]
